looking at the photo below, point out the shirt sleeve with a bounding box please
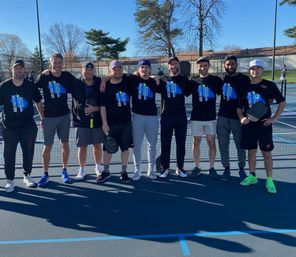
[270,81,285,104]
[33,84,42,103]
[183,77,192,97]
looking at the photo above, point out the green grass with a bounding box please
[262,70,296,83]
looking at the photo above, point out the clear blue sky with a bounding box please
[0,0,295,57]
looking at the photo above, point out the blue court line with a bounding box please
[179,235,190,256]
[273,134,296,146]
[1,229,296,257]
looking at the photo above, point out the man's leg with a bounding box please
[231,119,246,170]
[42,145,52,172]
[61,142,69,170]
[160,115,174,171]
[145,115,159,175]
[174,115,187,171]
[78,146,87,168]
[93,144,102,166]
[192,136,202,168]
[132,114,145,179]
[206,134,216,169]
[217,116,231,169]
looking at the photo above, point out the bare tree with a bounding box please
[223,44,242,51]
[0,33,30,75]
[182,0,226,56]
[42,23,85,57]
[134,0,182,57]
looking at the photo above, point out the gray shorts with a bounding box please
[191,120,217,136]
[75,127,105,147]
[43,114,71,146]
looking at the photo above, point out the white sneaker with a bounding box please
[132,171,142,181]
[76,169,87,180]
[5,180,15,193]
[95,164,104,176]
[148,171,157,180]
[159,169,169,178]
[176,169,187,178]
[23,175,36,187]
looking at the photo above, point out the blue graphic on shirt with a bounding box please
[115,91,130,107]
[166,81,183,98]
[197,84,215,102]
[11,94,28,112]
[247,91,266,107]
[137,83,153,100]
[222,83,237,101]
[48,81,67,98]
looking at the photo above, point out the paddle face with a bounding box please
[104,135,118,154]
[246,102,268,122]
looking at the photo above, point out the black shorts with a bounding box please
[104,122,133,152]
[241,122,274,151]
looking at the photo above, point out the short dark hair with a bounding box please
[50,53,64,61]
[223,55,237,64]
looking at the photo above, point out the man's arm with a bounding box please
[263,101,286,126]
[100,106,109,135]
[35,101,44,127]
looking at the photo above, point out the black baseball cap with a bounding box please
[223,55,237,63]
[82,62,95,69]
[11,59,25,68]
[168,56,179,64]
[196,56,209,64]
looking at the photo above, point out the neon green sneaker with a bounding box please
[266,179,277,194]
[240,175,258,186]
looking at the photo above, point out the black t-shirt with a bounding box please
[71,76,103,128]
[190,75,223,121]
[36,71,75,117]
[238,79,285,121]
[218,73,250,119]
[129,75,159,116]
[101,77,132,126]
[159,75,190,116]
[0,79,42,128]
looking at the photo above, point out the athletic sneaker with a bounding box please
[96,171,111,183]
[221,168,231,181]
[240,174,258,186]
[95,164,104,177]
[190,167,202,177]
[239,168,247,179]
[266,178,277,194]
[120,171,131,183]
[76,169,87,181]
[23,175,36,188]
[147,171,157,180]
[176,169,187,178]
[132,171,142,181]
[5,180,15,193]
[209,167,220,180]
[61,170,72,183]
[159,169,169,178]
[155,156,162,172]
[38,174,49,187]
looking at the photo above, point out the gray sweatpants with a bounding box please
[217,116,246,169]
[132,113,159,174]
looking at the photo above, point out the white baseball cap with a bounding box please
[249,59,264,69]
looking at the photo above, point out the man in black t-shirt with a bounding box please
[35,53,76,187]
[189,57,223,179]
[238,59,286,194]
[99,60,132,183]
[71,62,105,181]
[0,59,44,193]
[217,55,249,181]
[157,56,191,179]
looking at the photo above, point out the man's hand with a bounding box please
[262,117,277,126]
[42,69,50,76]
[102,123,110,135]
[100,79,106,93]
[84,104,98,115]
[240,116,250,125]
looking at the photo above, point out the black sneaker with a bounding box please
[209,167,220,180]
[120,171,131,183]
[96,171,111,183]
[190,167,202,177]
[221,167,231,181]
[239,168,247,179]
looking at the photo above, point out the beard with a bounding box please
[170,67,179,75]
[225,67,236,75]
